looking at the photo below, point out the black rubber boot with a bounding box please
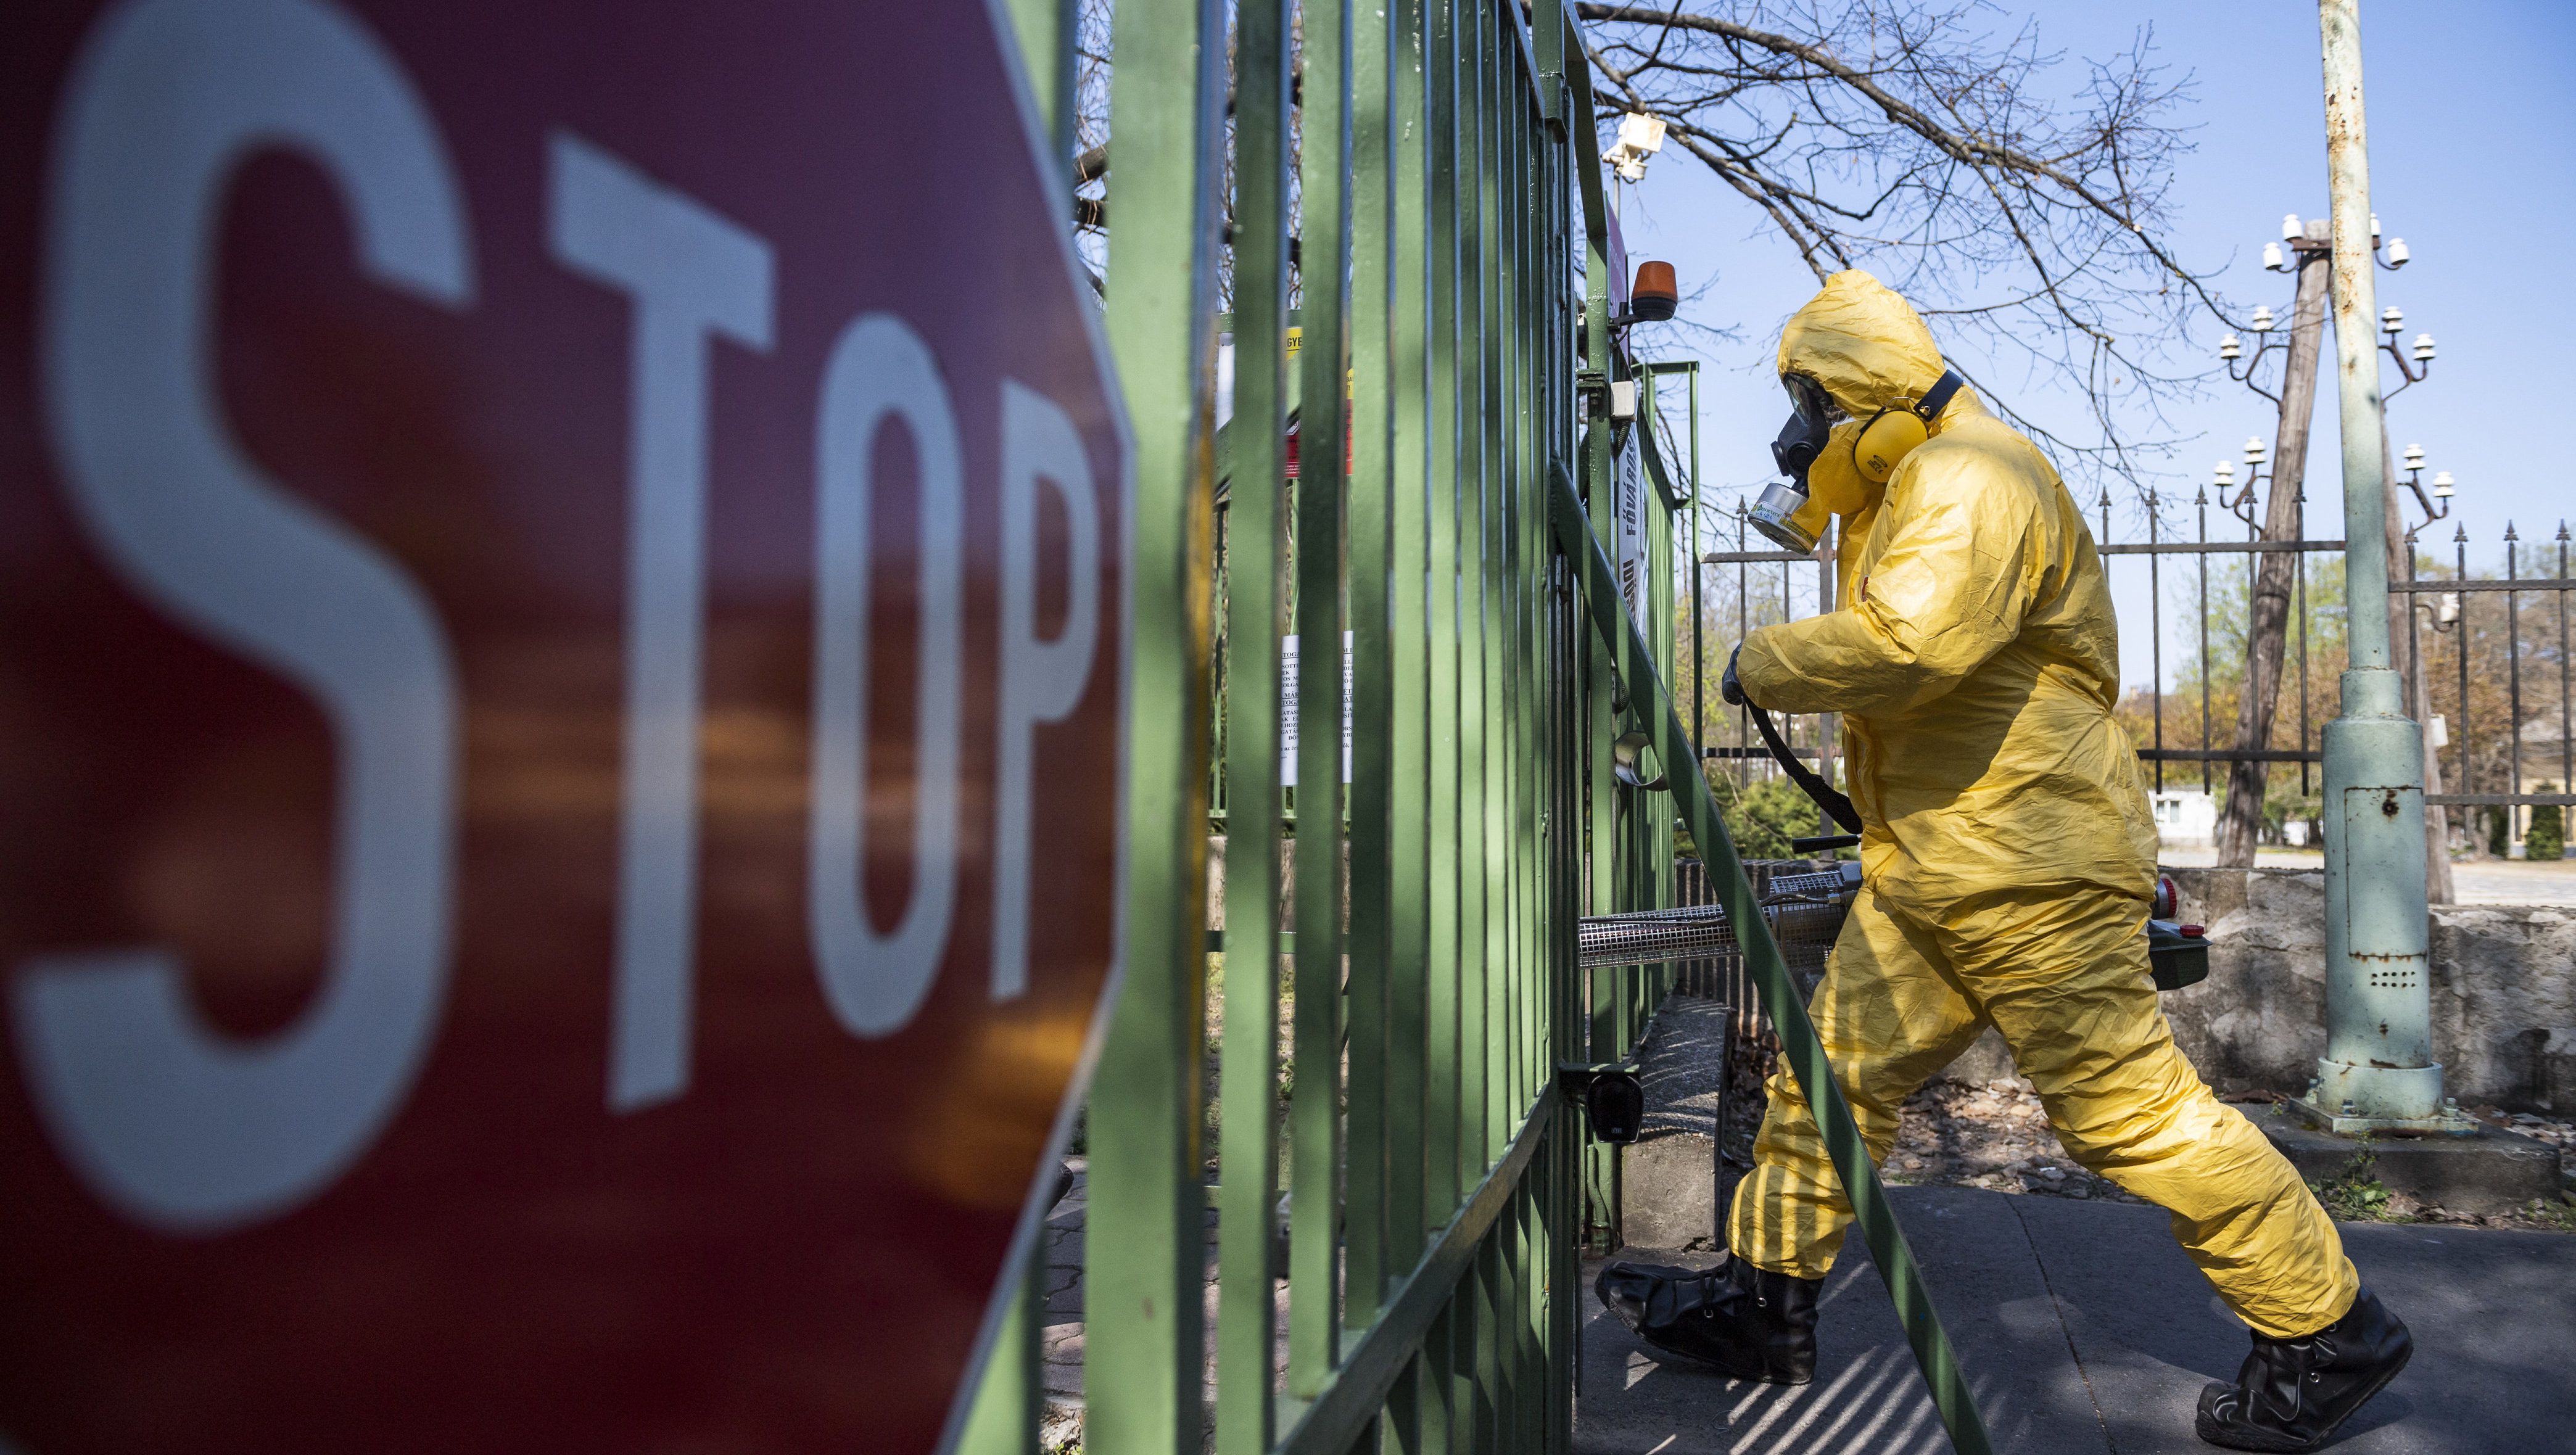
[2196,1287,2413,1452]
[1594,1256,1821,1384]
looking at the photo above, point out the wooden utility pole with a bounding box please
[2216,222,2329,867]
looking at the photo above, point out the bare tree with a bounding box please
[1073,1,2235,484]
[1579,1,2226,486]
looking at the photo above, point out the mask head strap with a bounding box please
[1909,369,1965,425]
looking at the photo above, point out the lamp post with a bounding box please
[2304,0,2465,1134]
[2211,203,2454,901]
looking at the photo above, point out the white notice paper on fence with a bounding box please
[1280,632,1355,786]
[1614,427,1652,640]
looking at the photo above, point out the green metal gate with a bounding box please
[960,0,1989,1450]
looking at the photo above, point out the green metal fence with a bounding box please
[961,0,1992,1450]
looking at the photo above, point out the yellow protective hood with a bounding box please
[1777,270,1948,419]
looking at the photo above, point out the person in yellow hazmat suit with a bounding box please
[1596,272,2411,1454]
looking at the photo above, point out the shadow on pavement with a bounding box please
[1580,1184,2575,1454]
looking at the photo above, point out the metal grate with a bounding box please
[1579,862,1856,969]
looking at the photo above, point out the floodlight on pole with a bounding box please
[1603,112,1667,183]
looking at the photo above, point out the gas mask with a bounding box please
[1748,374,1838,552]
[1748,368,1966,553]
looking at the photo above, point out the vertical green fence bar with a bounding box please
[1421,0,1464,1272]
[1218,0,1294,1443]
[1290,0,1355,1406]
[1489,12,1521,1437]
[1343,0,1398,1342]
[1480,0,1510,1190]
[1003,0,1076,164]
[956,1258,1039,1455]
[1453,0,1490,1220]
[1455,17,1492,1447]
[1527,7,1556,1422]
[1088,0,1224,1446]
[1566,30,1624,1248]
[1419,4,1464,1445]
[1583,579,1617,1245]
[1487,109,1516,1188]
[1509,179,1535,1449]
[959,0,1076,1447]
[1384,0,1434,1285]
[1485,0,1514,1177]
[1542,13,1584,1421]
[1687,369,1701,750]
[1507,42,1543,1448]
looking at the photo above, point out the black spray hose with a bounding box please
[1743,698,1860,836]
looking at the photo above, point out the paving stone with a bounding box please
[1575,1185,2576,1453]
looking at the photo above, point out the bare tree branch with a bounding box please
[1071,0,2236,499]
[1578,0,2240,495]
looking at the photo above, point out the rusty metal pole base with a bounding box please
[2283,1087,2478,1139]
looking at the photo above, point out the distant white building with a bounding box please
[2149,788,2218,848]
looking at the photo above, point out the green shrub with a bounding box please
[2530,785,2564,862]
[1722,773,1851,859]
[2489,805,2512,858]
[2264,783,2322,847]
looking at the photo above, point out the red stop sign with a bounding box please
[0,1,1128,1449]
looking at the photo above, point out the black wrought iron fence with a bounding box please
[2080,488,2575,856]
[2401,521,2576,848]
[1688,506,1841,838]
[1686,484,2576,857]
[2091,487,2342,798]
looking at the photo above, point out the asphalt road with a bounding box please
[2155,847,2576,906]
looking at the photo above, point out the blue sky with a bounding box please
[1609,1,2576,693]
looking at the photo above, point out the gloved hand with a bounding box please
[1720,646,1748,707]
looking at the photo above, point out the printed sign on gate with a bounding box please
[0,0,1129,1449]
[1614,424,1653,639]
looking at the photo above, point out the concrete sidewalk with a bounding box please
[1577,1186,2576,1454]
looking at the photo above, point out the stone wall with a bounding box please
[2154,869,2331,1097]
[1221,836,2576,1108]
[1941,868,2576,1110]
